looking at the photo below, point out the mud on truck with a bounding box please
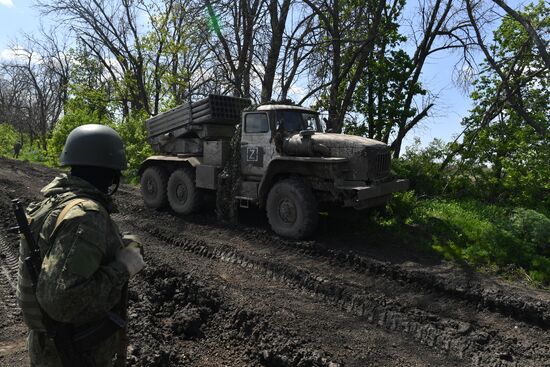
[139,95,409,239]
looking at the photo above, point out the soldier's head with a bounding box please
[60,124,127,195]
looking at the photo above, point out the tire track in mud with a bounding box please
[116,187,550,330]
[124,218,550,367]
[0,232,21,328]
[237,229,550,329]
[127,261,344,367]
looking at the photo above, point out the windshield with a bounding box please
[277,110,322,132]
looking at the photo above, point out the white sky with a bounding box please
[0,0,14,8]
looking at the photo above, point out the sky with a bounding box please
[0,0,525,151]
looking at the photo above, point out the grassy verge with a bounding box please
[378,192,550,285]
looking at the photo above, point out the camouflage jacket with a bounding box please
[17,174,129,330]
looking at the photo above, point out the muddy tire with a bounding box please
[266,178,318,239]
[140,166,168,209]
[167,167,202,215]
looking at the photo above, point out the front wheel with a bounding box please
[266,178,318,239]
[167,168,202,214]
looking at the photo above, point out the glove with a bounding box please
[121,233,144,255]
[116,246,145,277]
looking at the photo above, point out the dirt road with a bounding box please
[1,157,549,366]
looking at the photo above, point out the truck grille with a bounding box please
[364,150,390,179]
[376,152,390,175]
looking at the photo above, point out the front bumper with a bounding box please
[338,179,410,208]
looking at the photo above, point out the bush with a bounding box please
[408,197,550,284]
[392,139,446,196]
[0,123,18,157]
[115,111,153,183]
[18,142,49,164]
[393,139,549,216]
[386,190,418,224]
[510,208,550,253]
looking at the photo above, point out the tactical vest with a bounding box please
[16,193,105,331]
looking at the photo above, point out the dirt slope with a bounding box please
[1,157,549,366]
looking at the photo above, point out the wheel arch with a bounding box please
[257,157,346,208]
[138,156,201,176]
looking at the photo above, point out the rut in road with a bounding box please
[0,233,20,322]
[116,185,550,330]
[126,263,348,367]
[116,212,550,367]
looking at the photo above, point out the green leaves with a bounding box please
[407,196,550,285]
[0,123,18,158]
[459,1,550,214]
[115,111,153,183]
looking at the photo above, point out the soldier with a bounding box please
[16,124,145,366]
[13,141,22,158]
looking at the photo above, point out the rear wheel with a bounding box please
[266,178,318,239]
[140,166,168,209]
[167,167,202,214]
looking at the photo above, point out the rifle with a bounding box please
[11,198,126,366]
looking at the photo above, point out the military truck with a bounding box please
[139,95,408,239]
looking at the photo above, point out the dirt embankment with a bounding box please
[1,157,549,366]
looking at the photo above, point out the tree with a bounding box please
[205,0,263,98]
[304,0,477,159]
[465,0,548,139]
[387,0,478,157]
[140,0,213,109]
[258,0,292,102]
[459,1,549,210]
[0,29,70,150]
[302,0,386,133]
[346,0,411,142]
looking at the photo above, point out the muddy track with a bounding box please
[0,233,19,323]
[116,216,549,367]
[237,229,550,325]
[0,185,22,325]
[116,186,550,329]
[1,158,550,366]
[127,264,345,367]
[237,230,550,328]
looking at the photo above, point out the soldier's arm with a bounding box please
[35,207,129,324]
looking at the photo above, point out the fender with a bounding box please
[138,155,202,176]
[257,156,348,207]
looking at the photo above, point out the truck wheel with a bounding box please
[167,167,202,215]
[140,166,168,209]
[266,178,318,239]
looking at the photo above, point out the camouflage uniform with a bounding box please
[17,174,130,366]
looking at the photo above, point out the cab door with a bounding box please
[240,112,277,178]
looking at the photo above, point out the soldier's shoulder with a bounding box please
[61,197,109,222]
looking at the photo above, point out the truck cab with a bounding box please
[138,95,408,239]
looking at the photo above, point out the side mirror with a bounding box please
[322,118,333,133]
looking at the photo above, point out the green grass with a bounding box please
[380,192,550,285]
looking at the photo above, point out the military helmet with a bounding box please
[60,124,127,170]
